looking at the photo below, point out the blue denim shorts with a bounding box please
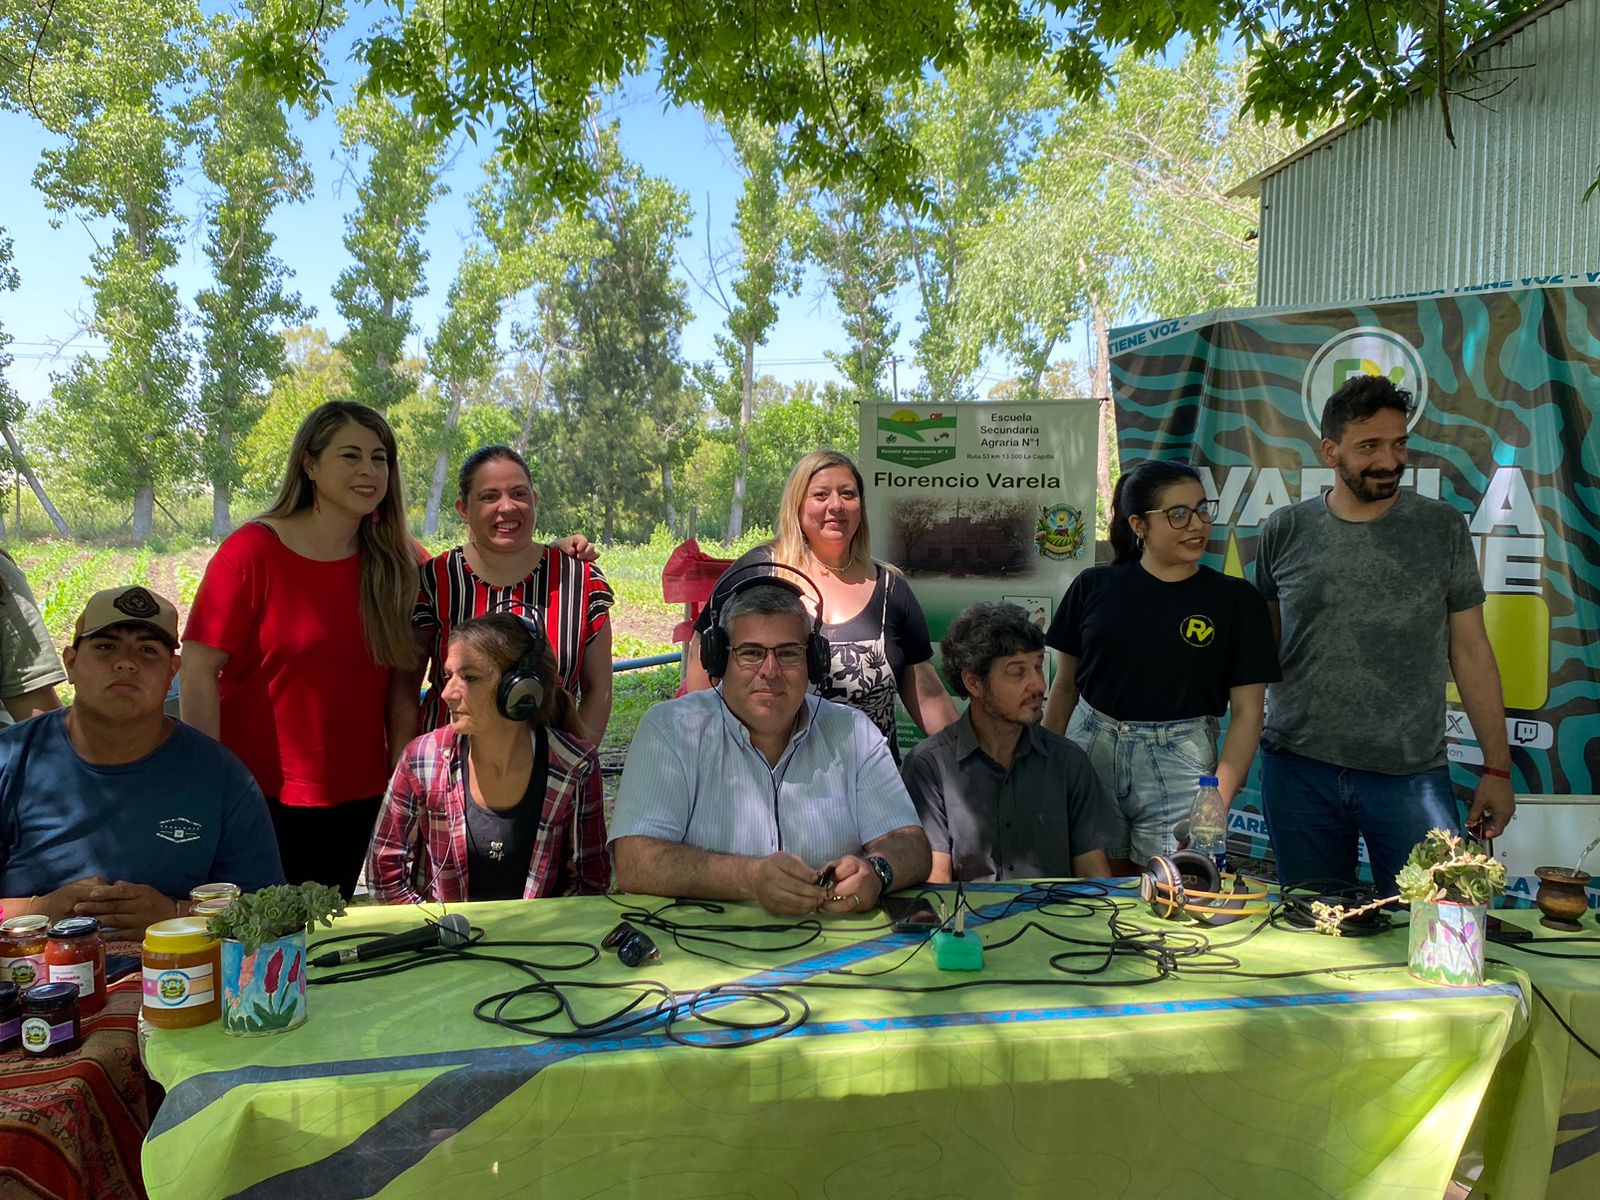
[1065,700,1220,863]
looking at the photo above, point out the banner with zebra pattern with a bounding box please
[1110,284,1600,816]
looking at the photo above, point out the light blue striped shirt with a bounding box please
[611,689,920,868]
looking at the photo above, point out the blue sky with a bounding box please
[0,14,1042,415]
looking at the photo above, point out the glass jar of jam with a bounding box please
[0,913,50,989]
[0,980,20,1051]
[45,917,107,1017]
[21,982,81,1057]
[141,917,221,1029]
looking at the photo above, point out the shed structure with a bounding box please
[1234,0,1600,308]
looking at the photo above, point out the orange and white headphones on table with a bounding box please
[1139,850,1272,926]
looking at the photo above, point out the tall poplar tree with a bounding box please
[332,93,447,412]
[193,15,314,537]
[551,123,692,543]
[422,246,502,535]
[702,117,809,539]
[18,0,200,541]
[889,55,1054,401]
[811,188,904,404]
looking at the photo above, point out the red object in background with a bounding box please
[660,539,735,647]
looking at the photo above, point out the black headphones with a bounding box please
[699,563,830,687]
[1141,850,1270,926]
[495,611,548,721]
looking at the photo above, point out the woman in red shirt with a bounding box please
[181,401,423,896]
[366,613,609,902]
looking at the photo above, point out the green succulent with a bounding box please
[1312,828,1506,936]
[1395,828,1507,906]
[205,883,346,953]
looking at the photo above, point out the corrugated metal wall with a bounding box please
[1256,0,1600,307]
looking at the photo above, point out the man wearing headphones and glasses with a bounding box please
[611,576,930,917]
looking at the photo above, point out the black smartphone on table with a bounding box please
[1485,915,1533,943]
[880,894,943,934]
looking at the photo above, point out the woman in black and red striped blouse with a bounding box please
[413,446,614,745]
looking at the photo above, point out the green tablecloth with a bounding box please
[141,885,1531,1200]
[1465,906,1600,1199]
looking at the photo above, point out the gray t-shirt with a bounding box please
[1253,489,1485,774]
[901,709,1117,881]
[0,554,66,727]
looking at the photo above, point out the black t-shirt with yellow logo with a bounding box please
[1046,561,1281,722]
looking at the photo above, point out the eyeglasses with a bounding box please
[1145,499,1220,528]
[730,642,808,670]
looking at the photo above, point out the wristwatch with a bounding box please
[865,855,894,896]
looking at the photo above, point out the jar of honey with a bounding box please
[188,882,239,910]
[20,982,81,1057]
[0,980,20,1051]
[0,914,49,989]
[45,917,107,1017]
[140,917,221,1029]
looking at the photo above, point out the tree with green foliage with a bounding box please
[469,150,603,472]
[331,92,447,412]
[890,54,1056,401]
[688,376,858,538]
[811,188,903,404]
[12,0,201,542]
[0,230,72,538]
[235,2,1561,203]
[389,370,521,526]
[422,246,503,534]
[551,122,692,543]
[241,325,349,504]
[192,15,314,538]
[699,117,810,539]
[961,45,1296,497]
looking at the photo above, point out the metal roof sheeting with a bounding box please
[1253,0,1600,307]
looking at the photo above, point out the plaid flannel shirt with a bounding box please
[367,724,610,902]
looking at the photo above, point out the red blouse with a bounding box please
[184,522,394,808]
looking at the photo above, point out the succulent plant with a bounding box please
[205,883,346,953]
[1311,828,1505,937]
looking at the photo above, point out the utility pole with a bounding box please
[889,355,901,403]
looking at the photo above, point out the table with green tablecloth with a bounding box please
[141,885,1535,1200]
[1460,906,1600,1199]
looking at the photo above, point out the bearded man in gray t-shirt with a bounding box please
[1252,375,1516,896]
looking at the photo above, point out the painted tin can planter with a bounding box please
[1408,900,1488,987]
[221,932,307,1035]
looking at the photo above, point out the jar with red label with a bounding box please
[45,917,107,1017]
[1,914,50,989]
[20,982,81,1057]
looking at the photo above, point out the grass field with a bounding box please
[4,528,769,749]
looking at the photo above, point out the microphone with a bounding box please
[310,913,472,968]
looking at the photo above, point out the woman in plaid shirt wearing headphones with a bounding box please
[366,613,610,901]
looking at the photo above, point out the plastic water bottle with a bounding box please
[1186,775,1228,867]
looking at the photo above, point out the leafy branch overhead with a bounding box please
[235,0,1553,205]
